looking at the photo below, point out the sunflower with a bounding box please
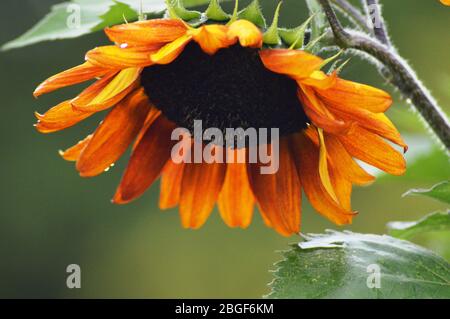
[34,2,406,236]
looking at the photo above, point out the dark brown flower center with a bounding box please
[140,42,309,139]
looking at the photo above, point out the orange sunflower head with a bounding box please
[34,0,406,236]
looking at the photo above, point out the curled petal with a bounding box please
[76,88,151,177]
[300,71,337,90]
[35,100,94,133]
[339,125,406,176]
[190,25,235,55]
[86,45,158,68]
[290,132,355,225]
[227,20,263,48]
[72,68,141,112]
[304,126,374,185]
[59,134,93,162]
[315,78,393,113]
[329,106,407,150]
[260,49,323,80]
[34,62,108,97]
[105,19,188,47]
[113,115,177,204]
[298,86,351,134]
[150,34,193,64]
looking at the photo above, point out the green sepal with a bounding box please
[205,0,230,21]
[304,31,326,52]
[263,2,282,45]
[238,0,266,28]
[279,14,315,49]
[166,0,202,21]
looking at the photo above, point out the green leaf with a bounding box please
[403,181,450,204]
[268,231,450,299]
[1,0,222,51]
[387,212,450,240]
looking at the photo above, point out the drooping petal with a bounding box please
[259,49,323,80]
[150,34,193,64]
[247,139,301,236]
[329,105,407,150]
[86,45,157,68]
[227,20,263,48]
[35,100,94,133]
[133,106,161,150]
[76,88,151,177]
[190,24,235,55]
[329,163,353,211]
[300,71,337,90]
[34,62,109,97]
[72,68,141,112]
[298,86,351,134]
[112,115,177,204]
[105,19,188,47]
[315,78,393,113]
[338,125,406,176]
[59,134,93,162]
[179,155,227,229]
[304,127,374,185]
[218,148,255,228]
[159,160,185,210]
[289,132,355,225]
[317,128,339,203]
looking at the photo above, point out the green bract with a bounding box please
[1,0,327,52]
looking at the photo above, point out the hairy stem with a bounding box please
[362,0,391,46]
[318,0,450,149]
[332,0,369,32]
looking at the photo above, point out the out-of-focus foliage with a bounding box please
[388,212,450,239]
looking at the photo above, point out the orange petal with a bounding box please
[218,148,255,228]
[105,19,188,47]
[300,71,337,90]
[298,86,351,134]
[72,68,141,112]
[247,139,301,236]
[59,134,93,162]
[339,125,406,176]
[112,115,177,204]
[227,20,263,48]
[159,160,185,210]
[35,100,94,133]
[329,105,407,149]
[329,163,353,211]
[290,132,355,225]
[304,126,374,185]
[179,155,227,229]
[317,128,339,203]
[76,89,151,177]
[259,49,323,80]
[150,34,192,64]
[315,78,393,113]
[34,62,109,97]
[133,106,162,150]
[190,25,235,55]
[86,45,157,68]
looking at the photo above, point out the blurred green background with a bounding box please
[0,0,449,298]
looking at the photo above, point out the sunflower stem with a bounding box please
[331,0,370,33]
[318,0,450,150]
[361,0,391,46]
